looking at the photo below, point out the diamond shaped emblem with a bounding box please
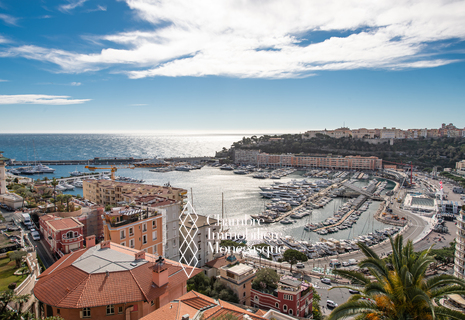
[179,201,199,278]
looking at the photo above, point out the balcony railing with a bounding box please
[62,234,83,244]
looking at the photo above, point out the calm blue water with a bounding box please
[0,133,248,160]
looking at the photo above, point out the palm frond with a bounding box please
[434,306,465,320]
[326,300,379,320]
[332,269,371,285]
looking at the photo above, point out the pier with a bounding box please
[272,181,344,223]
[312,209,356,232]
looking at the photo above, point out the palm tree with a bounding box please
[328,235,465,320]
[51,178,58,201]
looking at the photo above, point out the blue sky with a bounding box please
[0,0,464,134]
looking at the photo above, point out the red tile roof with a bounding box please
[205,256,230,269]
[140,291,268,320]
[46,217,83,231]
[34,243,200,309]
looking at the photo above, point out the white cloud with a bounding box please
[0,13,18,26]
[3,0,465,78]
[59,0,87,12]
[87,5,107,12]
[0,79,8,82]
[70,82,81,86]
[0,94,91,105]
[129,103,148,106]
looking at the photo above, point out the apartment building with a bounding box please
[218,263,255,306]
[234,149,260,165]
[457,160,465,172]
[140,290,292,320]
[251,277,313,318]
[179,214,218,267]
[254,153,382,170]
[455,209,465,280]
[102,207,164,255]
[33,241,199,320]
[302,123,464,141]
[83,180,187,208]
[39,215,85,258]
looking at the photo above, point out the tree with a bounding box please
[51,178,58,201]
[8,251,27,268]
[252,268,280,291]
[328,235,465,320]
[283,249,307,273]
[0,290,63,320]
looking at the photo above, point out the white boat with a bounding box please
[56,185,67,191]
[175,166,191,172]
[70,168,83,176]
[34,163,55,173]
[280,217,294,224]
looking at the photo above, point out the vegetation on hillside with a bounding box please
[227,135,465,169]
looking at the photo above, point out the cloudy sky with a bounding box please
[0,0,464,133]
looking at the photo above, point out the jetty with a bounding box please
[313,209,356,232]
[272,180,345,223]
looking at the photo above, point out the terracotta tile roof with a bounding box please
[255,309,267,316]
[140,290,267,320]
[34,243,198,309]
[205,256,230,269]
[46,217,83,231]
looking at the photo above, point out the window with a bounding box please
[289,309,293,315]
[129,227,134,236]
[120,230,126,240]
[118,306,123,314]
[151,300,154,306]
[57,309,60,314]
[142,223,147,232]
[173,240,176,247]
[83,307,91,318]
[152,231,157,241]
[129,239,134,248]
[153,245,157,253]
[120,242,126,246]
[283,305,287,312]
[106,305,114,315]
[243,292,245,297]
[275,302,279,309]
[243,284,246,289]
[143,235,147,244]
[254,295,258,301]
[152,220,157,228]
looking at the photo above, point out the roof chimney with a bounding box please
[152,256,169,287]
[86,235,96,248]
[100,240,111,249]
[181,315,189,320]
[135,251,145,260]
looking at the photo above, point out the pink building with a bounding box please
[39,214,85,258]
[251,277,313,318]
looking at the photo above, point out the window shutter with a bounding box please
[79,311,83,318]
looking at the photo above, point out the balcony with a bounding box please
[108,211,161,228]
[61,234,83,244]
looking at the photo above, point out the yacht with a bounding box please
[280,217,294,224]
[34,163,55,173]
[70,168,83,176]
[73,180,83,188]
[175,166,191,172]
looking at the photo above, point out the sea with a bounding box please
[0,133,393,244]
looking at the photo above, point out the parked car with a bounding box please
[321,278,331,285]
[349,289,360,294]
[31,231,40,241]
[327,300,338,308]
[342,261,350,267]
[296,263,305,269]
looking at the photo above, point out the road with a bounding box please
[1,207,56,268]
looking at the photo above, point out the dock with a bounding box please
[272,180,345,223]
[313,209,356,232]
